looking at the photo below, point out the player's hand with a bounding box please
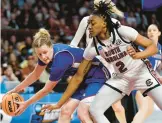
[7,88,17,94]
[41,104,61,111]
[127,46,138,59]
[14,101,28,116]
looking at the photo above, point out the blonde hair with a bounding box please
[32,28,52,49]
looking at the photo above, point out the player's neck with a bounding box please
[154,39,158,46]
[98,30,110,40]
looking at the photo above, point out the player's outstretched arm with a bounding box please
[8,64,47,94]
[57,59,92,108]
[14,80,57,116]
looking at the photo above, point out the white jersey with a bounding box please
[84,24,161,95]
[96,55,115,76]
[84,25,145,74]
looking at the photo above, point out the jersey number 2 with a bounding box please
[116,61,127,73]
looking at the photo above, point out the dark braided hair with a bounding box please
[93,1,120,44]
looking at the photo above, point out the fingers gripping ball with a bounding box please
[2,93,24,116]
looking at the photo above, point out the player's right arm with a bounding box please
[53,42,97,108]
[42,42,97,111]
[8,64,47,93]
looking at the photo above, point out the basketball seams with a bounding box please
[14,93,24,114]
[4,95,9,115]
[15,93,23,111]
[11,94,16,113]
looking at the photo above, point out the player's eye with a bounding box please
[43,51,47,54]
[153,29,156,32]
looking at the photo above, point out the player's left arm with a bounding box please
[26,81,57,106]
[55,42,96,107]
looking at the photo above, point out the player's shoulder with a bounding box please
[53,51,73,70]
[117,25,138,41]
[110,18,135,35]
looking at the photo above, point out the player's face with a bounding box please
[147,24,161,42]
[88,15,105,37]
[35,45,53,64]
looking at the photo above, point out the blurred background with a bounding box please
[1,0,162,123]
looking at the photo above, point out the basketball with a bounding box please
[1,93,24,116]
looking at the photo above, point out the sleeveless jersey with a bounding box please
[84,25,149,74]
[38,44,110,83]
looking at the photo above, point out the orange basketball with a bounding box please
[2,93,24,116]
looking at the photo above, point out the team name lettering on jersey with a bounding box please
[102,46,127,63]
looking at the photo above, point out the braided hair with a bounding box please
[93,1,120,44]
[90,1,121,55]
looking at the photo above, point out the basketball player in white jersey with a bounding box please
[55,1,157,123]
[70,15,127,123]
[84,2,162,123]
[46,1,162,123]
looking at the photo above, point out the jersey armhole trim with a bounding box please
[115,28,131,44]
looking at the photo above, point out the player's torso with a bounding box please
[96,32,144,74]
[50,44,109,81]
